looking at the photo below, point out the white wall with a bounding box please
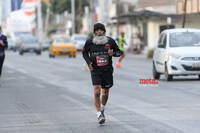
[147,19,167,50]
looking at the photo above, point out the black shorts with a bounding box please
[91,69,113,89]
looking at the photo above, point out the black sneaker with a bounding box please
[98,114,105,124]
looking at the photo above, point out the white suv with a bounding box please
[153,28,200,81]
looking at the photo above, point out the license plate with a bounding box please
[60,51,69,54]
[28,49,34,52]
[192,62,200,68]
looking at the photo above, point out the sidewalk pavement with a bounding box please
[126,52,152,60]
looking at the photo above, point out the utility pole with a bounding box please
[45,2,50,38]
[78,0,82,33]
[116,0,119,36]
[37,0,43,50]
[182,0,187,28]
[90,0,94,31]
[71,0,75,35]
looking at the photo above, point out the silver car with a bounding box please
[18,37,41,55]
[153,28,200,81]
[72,34,87,51]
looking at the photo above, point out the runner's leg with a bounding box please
[101,88,109,106]
[94,85,101,112]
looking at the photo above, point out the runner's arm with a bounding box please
[82,40,92,65]
[111,38,122,57]
[124,40,128,46]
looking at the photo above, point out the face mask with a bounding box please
[92,35,108,45]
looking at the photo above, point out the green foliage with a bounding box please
[35,0,48,21]
[88,32,94,39]
[50,0,70,14]
[49,0,89,33]
[49,0,89,14]
[147,49,154,59]
[41,0,48,17]
[46,24,60,36]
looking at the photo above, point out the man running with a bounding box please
[115,32,127,68]
[82,23,121,124]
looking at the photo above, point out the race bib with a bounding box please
[96,55,109,66]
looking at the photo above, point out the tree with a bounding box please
[35,0,48,36]
[41,0,48,17]
[49,0,89,33]
[50,0,89,14]
[35,0,48,19]
[50,0,70,14]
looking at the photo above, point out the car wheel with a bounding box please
[49,54,54,58]
[19,51,24,56]
[73,55,76,58]
[153,62,160,80]
[165,63,173,81]
[36,51,41,55]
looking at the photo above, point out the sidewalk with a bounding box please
[125,52,152,60]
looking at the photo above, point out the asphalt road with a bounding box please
[0,51,200,133]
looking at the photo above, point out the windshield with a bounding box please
[44,40,51,45]
[55,38,71,43]
[22,38,38,44]
[15,32,34,38]
[74,36,87,41]
[170,32,200,47]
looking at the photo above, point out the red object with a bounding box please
[105,44,110,48]
[24,0,38,2]
[24,11,34,16]
[115,61,121,68]
[82,48,85,54]
[93,13,98,21]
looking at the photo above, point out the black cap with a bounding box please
[93,23,106,33]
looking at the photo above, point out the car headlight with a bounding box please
[169,53,181,59]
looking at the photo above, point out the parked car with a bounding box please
[71,34,87,51]
[153,28,200,81]
[49,37,76,58]
[18,36,41,55]
[42,39,51,51]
